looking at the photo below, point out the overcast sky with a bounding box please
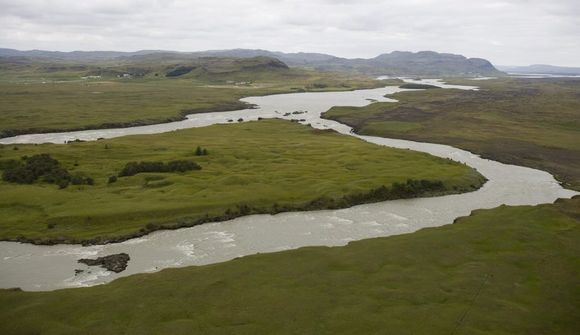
[1,0,579,66]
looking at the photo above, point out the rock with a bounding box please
[78,253,130,273]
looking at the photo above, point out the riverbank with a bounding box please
[2,196,578,334]
[323,77,580,191]
[0,70,391,138]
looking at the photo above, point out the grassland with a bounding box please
[0,119,483,244]
[324,78,580,190]
[1,196,578,334]
[0,57,389,137]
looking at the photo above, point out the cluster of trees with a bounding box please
[1,154,93,188]
[195,146,209,156]
[118,160,201,177]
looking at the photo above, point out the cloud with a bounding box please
[0,0,579,66]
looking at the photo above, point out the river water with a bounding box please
[0,80,576,291]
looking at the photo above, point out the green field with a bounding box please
[324,78,580,190]
[0,57,389,137]
[0,119,483,244]
[1,197,578,334]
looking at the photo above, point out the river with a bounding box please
[0,79,576,291]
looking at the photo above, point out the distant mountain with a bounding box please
[497,64,580,75]
[307,51,501,76]
[0,47,502,76]
[180,49,502,76]
[0,48,168,61]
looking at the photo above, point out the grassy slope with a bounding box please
[0,119,483,243]
[324,78,580,190]
[1,197,578,335]
[0,59,387,136]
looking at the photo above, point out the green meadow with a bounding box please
[0,57,388,137]
[1,197,578,334]
[0,119,483,244]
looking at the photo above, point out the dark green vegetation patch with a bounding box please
[1,154,93,188]
[399,83,441,89]
[118,160,201,177]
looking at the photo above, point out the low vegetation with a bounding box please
[118,160,201,177]
[399,83,440,89]
[324,78,580,190]
[1,197,577,334]
[0,119,484,244]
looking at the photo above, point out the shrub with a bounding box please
[1,154,93,188]
[108,175,118,184]
[2,164,35,184]
[119,160,201,177]
[342,179,446,206]
[195,146,209,156]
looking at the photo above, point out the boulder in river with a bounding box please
[78,253,130,273]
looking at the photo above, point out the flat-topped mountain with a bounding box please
[0,47,502,76]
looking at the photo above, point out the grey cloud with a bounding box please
[0,0,579,66]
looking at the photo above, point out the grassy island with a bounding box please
[0,119,484,244]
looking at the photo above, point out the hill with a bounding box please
[0,48,503,76]
[0,55,289,80]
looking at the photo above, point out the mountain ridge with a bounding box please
[0,47,502,76]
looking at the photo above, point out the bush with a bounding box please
[1,154,93,188]
[2,164,35,184]
[342,179,446,206]
[119,160,201,177]
[108,175,118,184]
[195,146,209,156]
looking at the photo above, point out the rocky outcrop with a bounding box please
[78,253,130,273]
